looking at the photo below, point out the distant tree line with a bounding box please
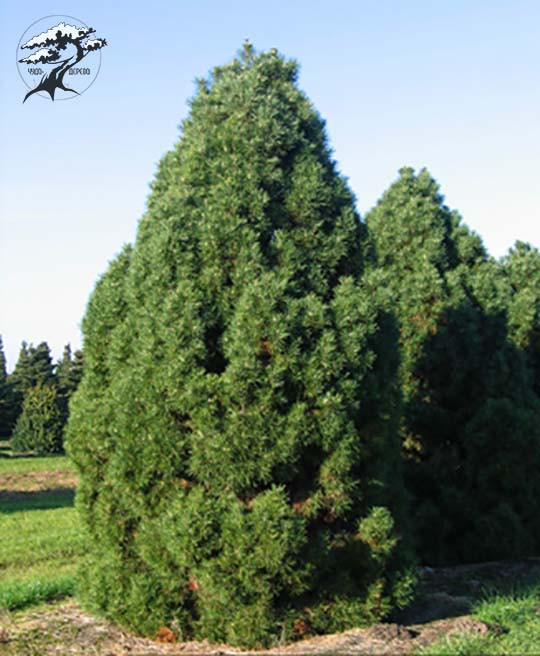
[0,339,83,453]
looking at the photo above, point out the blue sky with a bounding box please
[1,0,539,369]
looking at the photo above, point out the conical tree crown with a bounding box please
[67,46,413,648]
[12,382,63,454]
[501,242,540,346]
[55,344,72,387]
[55,344,85,428]
[11,341,54,394]
[366,167,540,565]
[9,341,56,429]
[366,167,458,274]
[365,168,459,401]
[10,342,30,395]
[132,43,364,316]
[69,349,84,389]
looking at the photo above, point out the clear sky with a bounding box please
[1,0,539,370]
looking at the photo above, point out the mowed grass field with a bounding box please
[0,439,82,612]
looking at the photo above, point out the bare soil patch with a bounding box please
[3,559,540,654]
[0,470,78,495]
[0,601,505,656]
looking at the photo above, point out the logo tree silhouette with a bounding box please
[18,21,107,103]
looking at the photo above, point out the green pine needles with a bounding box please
[66,45,540,646]
[366,168,540,565]
[67,45,415,647]
[11,383,64,454]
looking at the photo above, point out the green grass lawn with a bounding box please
[0,439,75,475]
[0,441,82,611]
[419,584,540,655]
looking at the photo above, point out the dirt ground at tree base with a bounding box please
[1,558,539,656]
[0,601,495,656]
[0,470,78,494]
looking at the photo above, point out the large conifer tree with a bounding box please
[366,167,540,565]
[67,45,414,647]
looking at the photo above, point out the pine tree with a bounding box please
[67,45,415,647]
[10,342,30,413]
[11,382,64,454]
[364,167,460,422]
[0,337,8,433]
[7,340,58,442]
[70,349,84,389]
[56,344,84,428]
[0,336,17,436]
[366,167,540,565]
[56,343,73,385]
[499,241,540,397]
[55,344,72,424]
[30,342,56,385]
[10,340,55,421]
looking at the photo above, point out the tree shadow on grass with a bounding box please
[0,439,67,459]
[0,487,75,513]
[393,558,540,625]
[0,449,66,460]
[0,451,49,460]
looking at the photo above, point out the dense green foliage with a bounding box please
[499,242,540,397]
[3,60,538,643]
[7,341,56,441]
[1,43,527,645]
[1,340,83,452]
[67,45,415,648]
[55,344,84,428]
[10,341,55,408]
[0,337,17,436]
[11,383,64,454]
[365,168,540,565]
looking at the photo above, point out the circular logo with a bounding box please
[16,15,107,103]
